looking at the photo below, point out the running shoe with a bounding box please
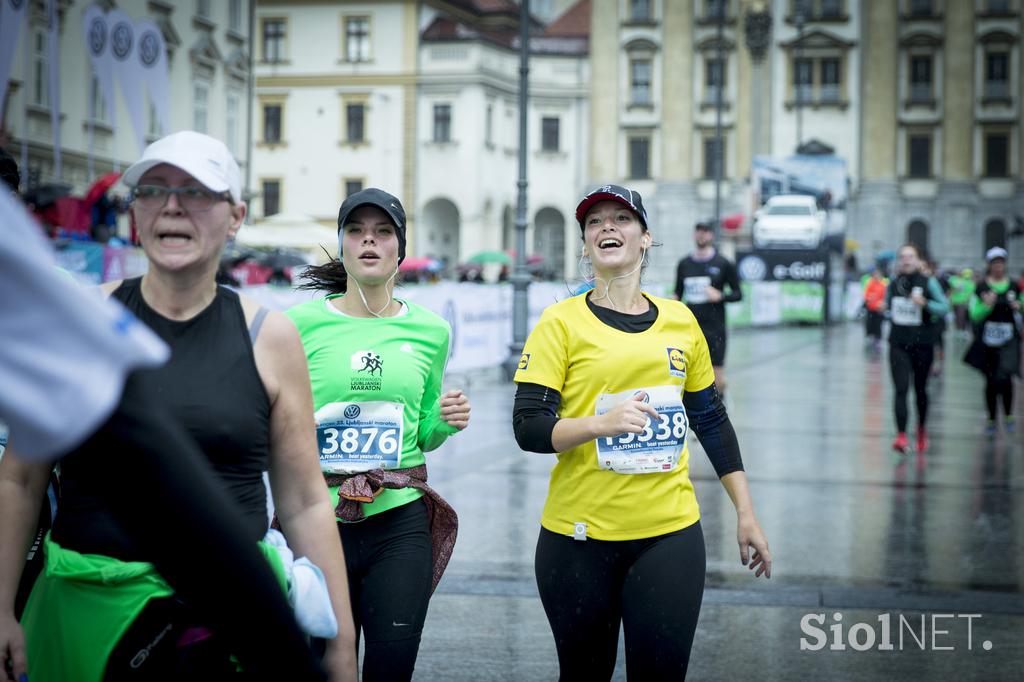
[916,427,929,453]
[892,432,909,455]
[985,420,998,437]
[1006,416,1016,434]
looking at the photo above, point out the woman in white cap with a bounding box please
[512,184,771,680]
[964,247,1021,435]
[0,131,357,681]
[288,188,470,682]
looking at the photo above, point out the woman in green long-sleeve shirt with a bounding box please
[965,247,1021,435]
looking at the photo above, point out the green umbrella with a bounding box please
[467,250,512,265]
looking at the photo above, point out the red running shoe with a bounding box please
[916,427,929,453]
[892,432,909,455]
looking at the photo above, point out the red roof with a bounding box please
[543,0,590,37]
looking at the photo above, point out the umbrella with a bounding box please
[467,250,512,265]
[721,212,745,230]
[24,183,72,209]
[399,256,440,272]
[84,172,122,207]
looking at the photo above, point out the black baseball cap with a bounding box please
[695,220,714,231]
[575,184,648,232]
[337,188,407,263]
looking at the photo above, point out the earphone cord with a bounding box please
[590,245,647,312]
[350,267,400,317]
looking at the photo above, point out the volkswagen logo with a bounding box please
[112,22,133,60]
[139,31,159,67]
[88,18,106,56]
[343,404,361,420]
[738,255,768,282]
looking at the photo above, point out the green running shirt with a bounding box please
[287,296,457,518]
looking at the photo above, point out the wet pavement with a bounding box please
[412,322,1024,680]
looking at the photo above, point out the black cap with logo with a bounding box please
[337,188,407,263]
[575,184,648,233]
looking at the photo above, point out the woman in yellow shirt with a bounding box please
[513,185,771,680]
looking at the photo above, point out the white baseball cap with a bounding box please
[986,246,1008,262]
[122,130,242,203]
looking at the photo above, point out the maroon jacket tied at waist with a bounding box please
[326,464,457,593]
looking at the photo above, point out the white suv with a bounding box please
[752,194,825,250]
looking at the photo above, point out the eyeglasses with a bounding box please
[131,185,231,212]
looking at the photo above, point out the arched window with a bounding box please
[906,219,929,258]
[984,218,1006,253]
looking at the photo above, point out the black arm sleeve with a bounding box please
[673,261,685,301]
[683,384,744,478]
[91,373,326,680]
[722,259,743,303]
[513,382,562,453]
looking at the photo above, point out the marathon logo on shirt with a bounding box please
[518,353,530,371]
[350,350,383,391]
[666,347,687,379]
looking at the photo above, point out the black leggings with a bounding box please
[986,376,1014,421]
[339,497,433,682]
[889,342,934,432]
[535,522,706,681]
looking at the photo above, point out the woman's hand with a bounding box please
[1,611,27,682]
[737,513,772,579]
[440,389,471,430]
[981,290,997,307]
[322,638,358,682]
[595,392,660,438]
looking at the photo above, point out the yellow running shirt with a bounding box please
[514,293,714,541]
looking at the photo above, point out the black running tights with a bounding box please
[985,376,1014,421]
[890,342,934,432]
[535,522,705,682]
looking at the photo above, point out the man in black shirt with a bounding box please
[674,221,743,396]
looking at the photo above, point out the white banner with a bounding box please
[82,4,118,132]
[0,0,29,127]
[47,0,60,177]
[108,8,146,153]
[136,19,169,137]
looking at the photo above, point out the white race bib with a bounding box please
[594,385,687,475]
[315,401,404,474]
[890,296,922,326]
[683,276,711,305]
[982,321,1014,348]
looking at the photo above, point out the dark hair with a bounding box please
[898,243,923,259]
[0,147,20,192]
[297,247,347,294]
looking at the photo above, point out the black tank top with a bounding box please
[887,272,937,346]
[52,278,272,559]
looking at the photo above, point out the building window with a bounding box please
[193,82,209,133]
[196,0,210,19]
[32,29,48,107]
[984,132,1008,177]
[263,104,282,143]
[346,103,365,143]
[433,104,452,143]
[908,0,933,17]
[819,0,843,18]
[541,117,559,152]
[819,57,840,101]
[987,0,1010,13]
[703,136,725,179]
[909,55,933,101]
[345,17,370,62]
[629,0,652,21]
[630,59,652,105]
[629,136,650,179]
[262,19,285,62]
[704,0,726,20]
[704,57,725,103]
[226,92,240,155]
[984,219,1007,251]
[985,52,1009,99]
[344,179,363,197]
[485,104,493,146]
[229,0,242,32]
[262,180,281,217]
[907,133,931,178]
[793,58,813,103]
[88,75,107,122]
[148,102,161,137]
[906,220,929,257]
